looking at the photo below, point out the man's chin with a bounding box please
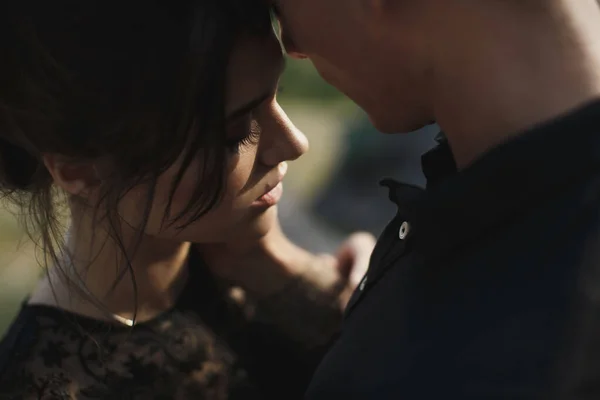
[368,114,432,134]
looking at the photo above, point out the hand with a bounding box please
[333,232,377,308]
[200,225,376,308]
[199,225,375,346]
[199,221,317,295]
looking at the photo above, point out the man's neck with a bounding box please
[431,0,600,169]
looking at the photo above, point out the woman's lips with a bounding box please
[253,182,284,207]
[252,162,288,207]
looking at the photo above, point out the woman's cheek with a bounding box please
[158,149,257,222]
[226,171,253,208]
[228,151,256,197]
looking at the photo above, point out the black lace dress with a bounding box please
[0,252,331,399]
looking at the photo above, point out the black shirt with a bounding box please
[0,251,326,400]
[306,100,600,399]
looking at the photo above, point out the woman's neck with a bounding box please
[29,218,191,324]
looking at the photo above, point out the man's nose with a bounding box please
[259,103,309,167]
[282,32,307,59]
[278,21,307,59]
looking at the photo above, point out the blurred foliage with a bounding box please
[279,59,345,104]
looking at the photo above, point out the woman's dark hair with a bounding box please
[0,0,273,316]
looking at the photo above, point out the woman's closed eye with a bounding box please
[226,117,262,154]
[225,87,282,154]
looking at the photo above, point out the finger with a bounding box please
[340,232,376,285]
[335,245,355,280]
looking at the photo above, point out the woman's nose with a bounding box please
[259,103,309,167]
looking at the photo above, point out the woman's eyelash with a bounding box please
[225,89,281,153]
[237,127,261,148]
[226,121,261,153]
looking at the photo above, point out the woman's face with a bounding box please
[122,31,308,244]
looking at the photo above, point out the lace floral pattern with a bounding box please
[0,308,259,400]
[0,251,331,400]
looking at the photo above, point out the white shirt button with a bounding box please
[399,221,411,240]
[359,275,368,291]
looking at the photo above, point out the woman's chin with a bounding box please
[182,206,279,246]
[244,205,279,239]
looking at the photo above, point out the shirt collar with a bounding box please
[384,99,600,259]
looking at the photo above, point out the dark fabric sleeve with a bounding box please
[227,317,335,400]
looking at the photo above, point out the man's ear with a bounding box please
[42,154,100,197]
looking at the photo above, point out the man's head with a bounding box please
[273,0,592,136]
[274,0,438,133]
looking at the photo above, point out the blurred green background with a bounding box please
[0,59,360,336]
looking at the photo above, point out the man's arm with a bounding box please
[200,224,375,347]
